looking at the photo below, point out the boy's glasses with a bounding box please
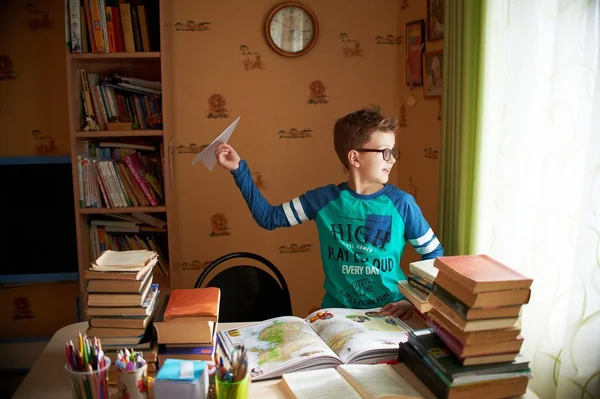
[355,147,400,161]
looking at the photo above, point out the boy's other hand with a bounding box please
[381,300,413,320]
[216,142,240,172]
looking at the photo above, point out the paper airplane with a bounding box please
[192,116,241,170]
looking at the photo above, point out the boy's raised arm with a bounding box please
[215,142,293,230]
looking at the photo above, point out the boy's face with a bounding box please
[355,130,397,185]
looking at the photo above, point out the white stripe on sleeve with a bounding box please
[415,237,440,255]
[409,228,434,246]
[282,202,298,226]
[292,197,309,223]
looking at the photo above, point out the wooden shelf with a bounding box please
[70,52,161,60]
[75,130,163,138]
[80,206,167,214]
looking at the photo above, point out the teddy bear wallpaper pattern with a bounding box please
[167,0,437,315]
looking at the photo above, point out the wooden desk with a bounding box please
[13,321,538,398]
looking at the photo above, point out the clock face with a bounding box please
[268,6,316,54]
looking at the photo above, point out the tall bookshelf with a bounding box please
[65,0,174,319]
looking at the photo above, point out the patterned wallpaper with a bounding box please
[167,0,444,316]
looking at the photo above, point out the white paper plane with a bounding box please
[192,116,241,170]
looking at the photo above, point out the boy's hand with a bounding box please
[215,142,241,172]
[381,300,413,320]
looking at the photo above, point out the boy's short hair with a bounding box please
[333,105,398,169]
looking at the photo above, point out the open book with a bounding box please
[281,364,424,399]
[218,308,425,381]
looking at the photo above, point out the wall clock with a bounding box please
[265,2,319,57]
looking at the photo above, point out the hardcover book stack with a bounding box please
[153,288,220,365]
[397,259,439,314]
[84,250,161,379]
[399,254,533,399]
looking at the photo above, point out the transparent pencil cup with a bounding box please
[64,356,111,399]
[116,363,148,399]
[215,374,249,399]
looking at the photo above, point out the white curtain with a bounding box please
[474,1,600,398]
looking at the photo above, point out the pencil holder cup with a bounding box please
[215,373,249,399]
[64,356,111,399]
[116,363,149,399]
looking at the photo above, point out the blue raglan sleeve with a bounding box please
[231,160,335,230]
[389,188,444,259]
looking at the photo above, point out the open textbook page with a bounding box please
[280,365,424,399]
[218,308,414,381]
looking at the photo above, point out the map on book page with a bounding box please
[192,116,241,170]
[218,308,413,381]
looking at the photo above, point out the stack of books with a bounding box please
[397,259,439,313]
[399,254,533,399]
[153,288,220,365]
[84,250,161,378]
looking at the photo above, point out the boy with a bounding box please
[215,106,443,318]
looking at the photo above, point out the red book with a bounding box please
[164,288,220,322]
[123,153,160,206]
[433,255,533,293]
[428,317,524,359]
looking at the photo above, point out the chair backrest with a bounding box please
[193,252,293,322]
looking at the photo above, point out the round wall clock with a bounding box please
[265,2,319,57]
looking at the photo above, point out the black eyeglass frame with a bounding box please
[355,148,400,161]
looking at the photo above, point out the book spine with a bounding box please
[432,282,470,319]
[124,153,160,206]
[406,335,453,385]
[399,344,450,398]
[130,5,143,52]
[111,6,125,52]
[119,3,135,52]
[83,0,97,53]
[105,6,116,53]
[137,5,151,52]
[69,0,82,53]
[80,7,89,53]
[428,318,465,358]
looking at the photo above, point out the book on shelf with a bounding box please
[399,342,530,399]
[68,0,158,54]
[78,142,163,209]
[218,308,427,382]
[433,255,533,294]
[78,69,163,132]
[280,364,425,399]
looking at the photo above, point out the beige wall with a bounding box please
[167,0,443,317]
[0,0,443,318]
[0,0,70,156]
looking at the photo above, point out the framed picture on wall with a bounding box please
[406,19,425,87]
[427,0,444,41]
[423,49,443,98]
